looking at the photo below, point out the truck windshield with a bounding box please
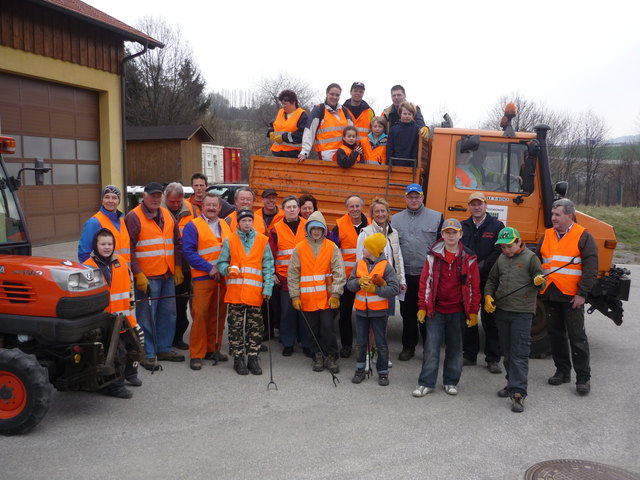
[455,141,529,194]
[0,166,27,244]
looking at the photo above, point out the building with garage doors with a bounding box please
[0,0,162,244]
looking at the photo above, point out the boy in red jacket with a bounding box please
[412,218,481,398]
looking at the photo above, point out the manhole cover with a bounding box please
[525,459,640,480]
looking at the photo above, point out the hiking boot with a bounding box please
[141,357,159,371]
[487,362,502,374]
[351,368,366,384]
[398,349,414,361]
[282,346,294,357]
[312,352,324,372]
[497,386,509,398]
[205,351,229,362]
[247,355,262,375]
[190,358,202,371]
[576,381,591,396]
[105,385,133,399]
[125,376,142,387]
[327,355,340,374]
[234,356,249,375]
[548,371,571,385]
[444,384,458,396]
[378,374,389,387]
[463,357,477,366]
[339,345,352,358]
[157,351,185,362]
[412,385,435,397]
[172,340,189,350]
[511,393,525,413]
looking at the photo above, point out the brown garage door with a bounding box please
[0,72,101,245]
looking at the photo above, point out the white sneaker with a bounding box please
[364,354,370,373]
[388,359,393,368]
[412,385,435,397]
[444,384,458,396]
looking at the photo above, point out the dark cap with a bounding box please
[237,209,254,221]
[351,81,365,90]
[262,188,278,198]
[144,182,164,194]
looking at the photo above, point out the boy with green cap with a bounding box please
[484,227,546,413]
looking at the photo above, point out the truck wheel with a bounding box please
[530,299,551,358]
[0,349,51,436]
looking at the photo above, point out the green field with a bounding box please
[579,206,640,263]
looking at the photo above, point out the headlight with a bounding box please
[51,267,106,292]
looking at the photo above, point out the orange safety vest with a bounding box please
[314,106,349,153]
[540,224,585,296]
[350,107,374,139]
[93,210,131,266]
[272,107,305,153]
[274,217,307,276]
[132,206,176,276]
[254,207,285,236]
[360,136,386,165]
[297,239,334,312]
[224,232,269,307]
[336,213,368,277]
[188,195,203,215]
[456,167,478,189]
[176,204,198,236]
[190,216,232,279]
[354,259,389,311]
[226,211,238,231]
[84,255,137,328]
[333,144,362,164]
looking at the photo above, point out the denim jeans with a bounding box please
[279,289,309,349]
[354,313,389,374]
[134,276,177,358]
[400,275,427,351]
[495,309,532,396]
[418,312,465,388]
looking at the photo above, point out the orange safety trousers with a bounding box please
[189,279,227,359]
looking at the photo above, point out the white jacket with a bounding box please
[356,220,406,286]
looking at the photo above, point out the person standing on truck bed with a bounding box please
[267,89,308,158]
[163,182,198,352]
[225,187,255,231]
[298,83,354,163]
[78,185,130,266]
[461,192,504,374]
[125,182,185,370]
[537,198,598,396]
[391,183,443,361]
[381,84,429,135]
[329,195,370,358]
[342,81,374,141]
[386,101,421,166]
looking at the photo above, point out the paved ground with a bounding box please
[2,243,638,479]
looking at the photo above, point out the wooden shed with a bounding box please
[126,124,215,186]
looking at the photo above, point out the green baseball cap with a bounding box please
[496,227,520,245]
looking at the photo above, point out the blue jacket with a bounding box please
[78,206,125,262]
[387,121,420,162]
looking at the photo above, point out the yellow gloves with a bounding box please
[361,283,376,294]
[467,313,478,327]
[228,265,240,279]
[292,298,302,311]
[371,273,386,287]
[533,274,545,287]
[417,309,426,323]
[329,296,340,309]
[419,126,430,138]
[484,295,496,313]
[358,275,370,286]
[134,272,148,293]
[174,268,184,286]
[273,134,283,144]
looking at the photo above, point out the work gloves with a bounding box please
[484,295,496,313]
[134,272,148,293]
[228,265,240,279]
[467,313,478,327]
[361,283,376,294]
[269,132,283,144]
[533,274,545,287]
[174,269,184,286]
[417,309,426,324]
[292,298,302,311]
[419,126,430,138]
[133,324,145,347]
[329,296,340,309]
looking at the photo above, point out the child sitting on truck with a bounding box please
[361,116,388,165]
[386,101,421,166]
[334,125,363,168]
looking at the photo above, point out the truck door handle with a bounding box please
[447,206,467,212]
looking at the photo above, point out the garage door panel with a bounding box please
[52,188,78,210]
[54,213,80,238]
[27,214,55,242]
[20,81,49,107]
[78,187,100,209]
[49,84,76,110]
[0,75,20,103]
[0,103,21,131]
[21,106,51,136]
[75,113,99,139]
[50,110,76,137]
[23,187,53,213]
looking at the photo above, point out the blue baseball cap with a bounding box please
[406,183,423,194]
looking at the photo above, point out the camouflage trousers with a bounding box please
[227,304,264,357]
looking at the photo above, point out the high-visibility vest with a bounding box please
[314,106,349,153]
[254,207,284,235]
[361,136,386,165]
[297,239,334,312]
[132,206,175,276]
[540,224,585,296]
[350,107,374,139]
[333,144,362,164]
[190,216,232,279]
[354,259,389,311]
[226,211,238,231]
[336,213,368,277]
[274,217,307,276]
[187,195,203,215]
[93,210,131,266]
[176,203,198,236]
[224,232,268,307]
[456,167,478,189]
[272,108,305,153]
[84,255,137,329]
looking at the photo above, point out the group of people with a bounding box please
[79,171,597,414]
[267,83,430,167]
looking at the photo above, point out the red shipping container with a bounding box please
[223,147,242,183]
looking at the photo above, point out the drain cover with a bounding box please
[525,459,640,480]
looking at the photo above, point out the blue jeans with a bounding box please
[496,309,532,396]
[134,276,177,358]
[418,312,465,388]
[279,289,309,349]
[354,313,389,374]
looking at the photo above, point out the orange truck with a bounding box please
[0,135,139,435]
[250,118,631,355]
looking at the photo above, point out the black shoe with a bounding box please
[351,368,366,384]
[105,385,133,399]
[125,376,143,387]
[247,355,262,375]
[141,358,159,371]
[190,358,203,370]
[548,371,571,385]
[282,346,294,357]
[302,347,312,358]
[339,345,352,358]
[487,362,502,374]
[216,352,228,362]
[398,349,414,361]
[172,340,189,350]
[234,356,249,375]
[260,344,268,352]
[378,374,389,387]
[497,386,510,398]
[463,357,477,366]
[576,381,591,396]
[157,351,185,362]
[312,352,324,372]
[511,393,525,413]
[326,355,339,374]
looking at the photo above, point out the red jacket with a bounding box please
[417,239,480,321]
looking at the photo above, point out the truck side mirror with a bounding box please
[554,181,568,198]
[459,135,480,153]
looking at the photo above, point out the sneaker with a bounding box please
[378,374,389,387]
[511,393,525,413]
[190,358,202,371]
[233,356,249,375]
[339,345,352,358]
[364,353,371,374]
[125,376,142,387]
[444,384,458,396]
[497,386,509,398]
[576,381,591,396]
[105,385,133,399]
[172,340,189,350]
[412,385,435,397]
[282,346,294,357]
[326,355,340,374]
[487,362,502,374]
[351,368,366,384]
[388,359,393,368]
[548,371,571,385]
[157,351,185,362]
[463,357,477,366]
[398,349,414,361]
[312,352,324,372]
[247,356,262,375]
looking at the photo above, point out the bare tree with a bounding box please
[255,73,318,126]
[570,111,608,205]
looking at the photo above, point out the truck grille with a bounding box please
[0,281,35,303]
